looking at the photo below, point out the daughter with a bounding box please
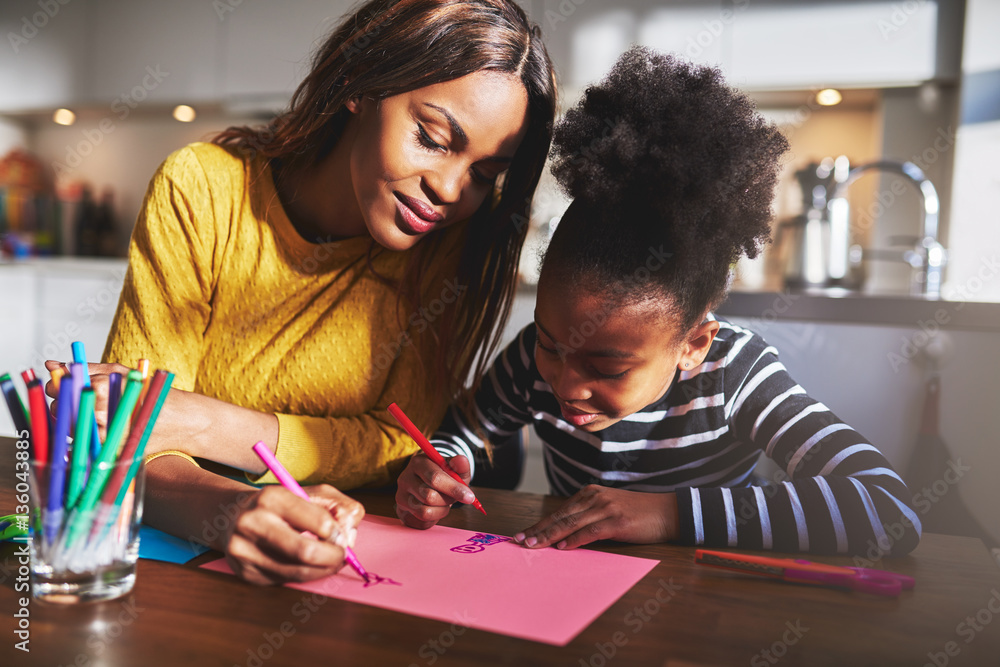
[395,47,921,556]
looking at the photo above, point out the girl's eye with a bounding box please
[416,124,445,152]
[591,367,629,380]
[536,339,557,356]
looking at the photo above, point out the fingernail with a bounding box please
[556,540,567,550]
[513,532,525,543]
[525,536,537,548]
[463,492,476,504]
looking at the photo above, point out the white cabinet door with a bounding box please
[220,0,354,107]
[35,263,125,368]
[0,0,91,112]
[730,2,940,90]
[0,264,36,436]
[538,0,951,94]
[0,260,125,437]
[88,0,221,106]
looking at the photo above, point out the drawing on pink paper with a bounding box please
[201,514,658,646]
[450,532,511,554]
[363,572,402,588]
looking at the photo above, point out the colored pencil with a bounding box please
[107,372,122,424]
[26,379,49,465]
[0,373,30,437]
[67,389,95,511]
[115,372,173,507]
[132,359,150,429]
[95,371,175,550]
[70,363,85,423]
[45,380,74,542]
[50,366,66,392]
[61,371,142,551]
[70,342,104,461]
[97,371,168,512]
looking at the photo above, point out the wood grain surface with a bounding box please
[1,437,998,666]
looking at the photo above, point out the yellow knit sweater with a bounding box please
[103,142,465,488]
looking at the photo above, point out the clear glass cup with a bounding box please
[28,456,146,604]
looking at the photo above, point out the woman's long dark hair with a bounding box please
[215,0,556,414]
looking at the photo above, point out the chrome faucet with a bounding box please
[827,160,946,298]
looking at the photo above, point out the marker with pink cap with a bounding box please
[251,441,370,583]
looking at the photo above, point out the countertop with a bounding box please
[717,289,1000,332]
[4,258,1000,332]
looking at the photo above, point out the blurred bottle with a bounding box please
[95,188,119,256]
[73,184,99,256]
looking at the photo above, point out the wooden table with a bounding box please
[2,443,999,666]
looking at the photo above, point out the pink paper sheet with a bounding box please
[201,515,659,645]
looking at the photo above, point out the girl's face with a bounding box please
[344,71,530,251]
[533,279,719,432]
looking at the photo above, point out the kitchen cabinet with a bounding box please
[0,0,91,112]
[728,2,946,89]
[539,0,961,92]
[0,0,220,112]
[89,0,221,105]
[219,0,354,106]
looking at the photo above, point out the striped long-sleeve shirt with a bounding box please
[432,317,921,556]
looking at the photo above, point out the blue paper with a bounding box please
[138,525,211,563]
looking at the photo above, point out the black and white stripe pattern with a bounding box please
[432,317,921,556]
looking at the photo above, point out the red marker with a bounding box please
[387,402,486,515]
[26,379,49,465]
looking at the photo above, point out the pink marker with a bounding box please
[251,441,370,583]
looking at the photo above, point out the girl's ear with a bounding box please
[678,319,720,370]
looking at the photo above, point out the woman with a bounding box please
[48,0,556,584]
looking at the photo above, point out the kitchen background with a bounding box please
[1,0,998,549]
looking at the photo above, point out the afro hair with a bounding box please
[542,46,789,333]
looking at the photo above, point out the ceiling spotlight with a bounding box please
[816,89,842,106]
[53,108,76,125]
[172,105,196,122]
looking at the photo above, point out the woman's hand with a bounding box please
[513,485,680,550]
[42,360,279,469]
[44,360,132,440]
[395,453,475,529]
[225,484,365,586]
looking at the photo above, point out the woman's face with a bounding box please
[345,71,530,251]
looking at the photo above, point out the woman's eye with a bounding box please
[416,124,445,152]
[470,167,495,186]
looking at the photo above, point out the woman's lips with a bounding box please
[394,192,442,235]
[560,402,600,427]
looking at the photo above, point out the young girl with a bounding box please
[47,0,556,584]
[396,47,921,557]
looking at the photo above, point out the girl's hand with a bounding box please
[513,485,680,550]
[225,484,364,585]
[395,453,475,530]
[44,360,132,440]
